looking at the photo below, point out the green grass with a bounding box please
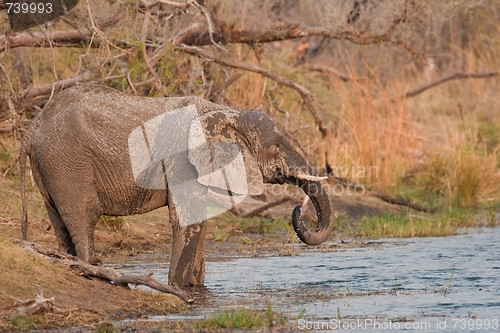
[356,208,495,238]
[9,315,36,330]
[209,211,292,241]
[95,321,118,333]
[196,303,285,329]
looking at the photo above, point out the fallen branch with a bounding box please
[176,44,331,138]
[240,196,291,218]
[12,292,73,316]
[15,239,193,304]
[399,71,500,100]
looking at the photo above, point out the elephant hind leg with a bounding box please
[49,188,102,263]
[45,203,76,256]
[61,210,101,263]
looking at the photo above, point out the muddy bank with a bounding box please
[0,224,186,332]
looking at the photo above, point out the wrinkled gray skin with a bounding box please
[20,84,334,288]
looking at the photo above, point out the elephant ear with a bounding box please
[187,111,264,196]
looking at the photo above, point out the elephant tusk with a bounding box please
[295,172,328,182]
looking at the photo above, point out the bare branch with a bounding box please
[15,239,193,303]
[0,12,127,53]
[188,0,226,50]
[141,0,188,10]
[175,19,425,64]
[176,44,331,138]
[310,64,365,82]
[19,71,93,99]
[399,71,500,100]
[240,196,291,218]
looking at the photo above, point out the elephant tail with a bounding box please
[19,135,30,240]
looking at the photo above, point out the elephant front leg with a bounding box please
[167,192,207,287]
[169,220,207,287]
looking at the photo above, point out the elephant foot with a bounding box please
[168,223,207,288]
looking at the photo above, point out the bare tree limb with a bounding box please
[0,125,14,133]
[240,196,291,218]
[0,12,127,53]
[141,0,188,10]
[1,18,423,64]
[15,239,193,303]
[310,64,365,82]
[176,44,331,138]
[19,71,93,99]
[0,30,93,52]
[398,71,500,100]
[174,18,424,64]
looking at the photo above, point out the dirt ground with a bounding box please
[0,185,401,331]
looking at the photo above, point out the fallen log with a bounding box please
[14,239,193,304]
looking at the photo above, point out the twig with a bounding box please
[2,157,19,181]
[240,196,291,218]
[310,64,365,82]
[398,71,500,100]
[0,138,10,154]
[176,44,330,138]
[0,125,14,133]
[140,6,158,79]
[141,0,188,9]
[188,0,226,51]
[15,239,193,303]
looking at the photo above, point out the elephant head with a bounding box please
[188,109,334,245]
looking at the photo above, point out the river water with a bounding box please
[111,227,500,331]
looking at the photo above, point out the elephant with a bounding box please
[19,84,335,288]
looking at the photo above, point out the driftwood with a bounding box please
[12,292,74,316]
[14,239,193,304]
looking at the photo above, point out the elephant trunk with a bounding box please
[290,179,334,245]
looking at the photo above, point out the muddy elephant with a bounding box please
[20,84,334,287]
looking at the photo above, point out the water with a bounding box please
[110,227,500,330]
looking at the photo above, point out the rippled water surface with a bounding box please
[111,227,500,330]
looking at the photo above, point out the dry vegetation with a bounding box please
[0,0,500,330]
[1,0,499,209]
